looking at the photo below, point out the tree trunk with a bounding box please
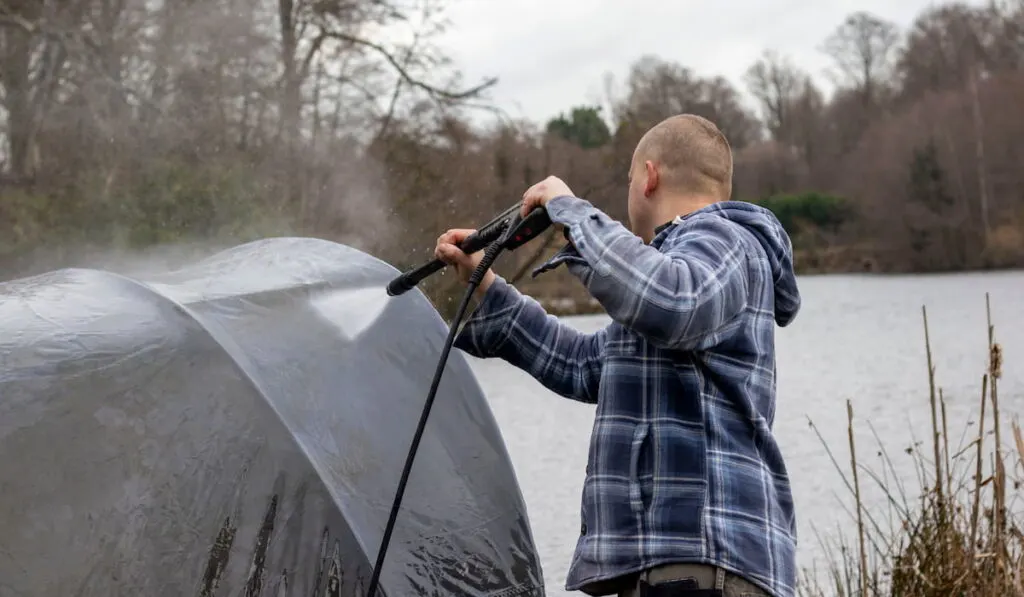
[1,0,38,178]
[278,0,304,219]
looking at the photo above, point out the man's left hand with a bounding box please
[521,175,574,217]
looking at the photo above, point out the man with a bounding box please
[434,114,802,597]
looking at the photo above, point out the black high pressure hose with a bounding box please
[364,221,521,597]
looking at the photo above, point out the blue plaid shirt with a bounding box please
[454,196,802,597]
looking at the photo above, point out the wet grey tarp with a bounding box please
[0,237,546,597]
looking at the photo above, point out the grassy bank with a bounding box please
[800,295,1023,597]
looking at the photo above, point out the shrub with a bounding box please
[755,192,855,238]
[800,295,1023,597]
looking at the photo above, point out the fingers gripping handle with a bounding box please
[384,225,506,296]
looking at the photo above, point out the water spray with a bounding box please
[366,202,552,597]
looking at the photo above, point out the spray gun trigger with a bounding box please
[501,208,551,251]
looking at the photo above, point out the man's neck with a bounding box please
[651,194,718,227]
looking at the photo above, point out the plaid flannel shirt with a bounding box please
[454,196,802,597]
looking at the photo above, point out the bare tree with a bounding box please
[821,11,901,107]
[894,3,995,102]
[743,49,805,143]
[615,55,762,149]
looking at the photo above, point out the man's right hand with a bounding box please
[434,228,496,294]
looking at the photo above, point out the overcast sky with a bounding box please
[431,0,987,126]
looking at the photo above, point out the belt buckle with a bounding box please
[638,577,699,596]
[638,577,727,597]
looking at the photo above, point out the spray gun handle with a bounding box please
[498,206,552,251]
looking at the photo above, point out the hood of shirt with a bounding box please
[676,200,801,327]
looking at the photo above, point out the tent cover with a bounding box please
[0,237,546,597]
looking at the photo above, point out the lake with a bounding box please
[463,270,1024,596]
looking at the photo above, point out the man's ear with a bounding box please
[643,160,658,197]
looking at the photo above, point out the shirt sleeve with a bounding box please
[454,275,606,404]
[543,195,749,351]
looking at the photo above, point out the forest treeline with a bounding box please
[1,0,1023,310]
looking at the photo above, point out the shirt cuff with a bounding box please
[545,195,599,232]
[476,274,517,310]
[530,195,604,278]
[456,274,520,355]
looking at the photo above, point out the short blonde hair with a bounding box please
[633,114,733,201]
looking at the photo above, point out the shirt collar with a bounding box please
[560,214,685,248]
[654,220,674,236]
[654,214,687,237]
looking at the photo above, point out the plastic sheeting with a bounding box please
[0,237,546,597]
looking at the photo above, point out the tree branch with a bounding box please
[318,30,497,101]
[300,29,333,83]
[0,0,35,32]
[374,26,422,141]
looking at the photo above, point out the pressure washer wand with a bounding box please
[385,202,524,297]
[367,205,551,597]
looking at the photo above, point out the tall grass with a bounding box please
[798,294,1023,597]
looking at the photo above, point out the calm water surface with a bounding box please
[463,271,1024,596]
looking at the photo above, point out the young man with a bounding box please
[434,114,802,597]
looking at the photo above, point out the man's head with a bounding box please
[627,114,733,242]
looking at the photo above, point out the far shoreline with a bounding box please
[531,266,1024,317]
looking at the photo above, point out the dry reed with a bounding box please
[798,293,1023,597]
